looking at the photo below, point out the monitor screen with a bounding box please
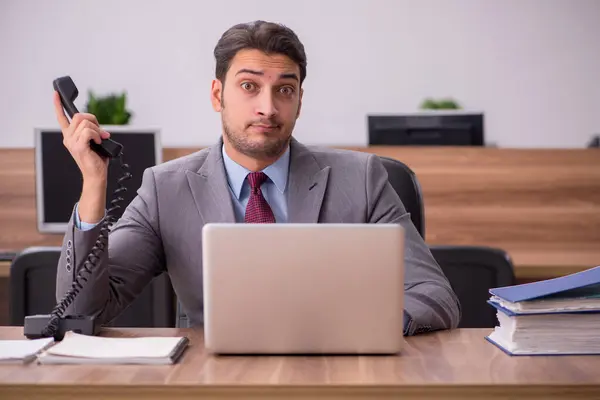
[368,113,484,146]
[35,127,162,233]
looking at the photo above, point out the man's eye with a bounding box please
[241,82,256,91]
[279,86,295,95]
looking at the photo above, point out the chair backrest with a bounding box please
[430,245,516,328]
[9,246,175,327]
[379,156,425,238]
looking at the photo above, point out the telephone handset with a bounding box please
[53,76,123,158]
[23,76,132,340]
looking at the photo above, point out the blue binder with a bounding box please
[485,266,600,355]
[489,265,600,303]
[483,335,600,356]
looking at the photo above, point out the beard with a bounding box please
[222,113,292,160]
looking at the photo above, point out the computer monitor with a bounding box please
[368,112,484,146]
[34,127,162,233]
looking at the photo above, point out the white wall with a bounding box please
[1,0,599,148]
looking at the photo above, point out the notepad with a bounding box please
[37,331,189,365]
[486,265,600,356]
[0,337,54,364]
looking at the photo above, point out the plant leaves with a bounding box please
[419,97,462,110]
[85,90,132,125]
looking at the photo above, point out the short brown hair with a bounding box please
[214,21,307,85]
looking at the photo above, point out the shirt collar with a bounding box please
[222,144,290,199]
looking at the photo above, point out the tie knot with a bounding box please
[247,171,268,190]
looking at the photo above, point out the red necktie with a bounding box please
[245,172,276,223]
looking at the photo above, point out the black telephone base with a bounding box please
[24,314,99,341]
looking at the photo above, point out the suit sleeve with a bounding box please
[73,203,104,231]
[365,154,461,335]
[55,168,165,325]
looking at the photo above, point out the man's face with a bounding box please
[211,49,303,160]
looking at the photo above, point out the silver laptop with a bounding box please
[202,223,405,355]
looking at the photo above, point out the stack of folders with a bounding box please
[37,331,189,365]
[486,265,600,356]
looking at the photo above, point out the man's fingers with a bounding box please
[71,112,100,129]
[86,128,103,145]
[74,120,103,146]
[53,91,70,130]
[60,107,106,151]
[83,113,99,126]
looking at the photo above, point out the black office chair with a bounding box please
[430,245,516,328]
[379,156,425,239]
[9,246,175,328]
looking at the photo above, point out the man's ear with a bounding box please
[211,79,223,112]
[296,87,303,119]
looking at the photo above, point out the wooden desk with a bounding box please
[0,327,599,399]
[0,262,9,278]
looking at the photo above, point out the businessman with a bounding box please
[54,20,461,335]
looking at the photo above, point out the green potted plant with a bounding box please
[85,90,133,125]
[419,97,462,110]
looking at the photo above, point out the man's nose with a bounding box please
[256,91,278,118]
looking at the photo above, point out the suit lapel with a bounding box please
[186,141,236,224]
[287,138,331,223]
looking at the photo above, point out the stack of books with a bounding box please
[486,265,600,355]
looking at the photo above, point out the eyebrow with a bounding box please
[235,69,299,82]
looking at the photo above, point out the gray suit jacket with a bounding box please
[56,138,461,335]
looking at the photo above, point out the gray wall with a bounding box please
[1,0,599,148]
